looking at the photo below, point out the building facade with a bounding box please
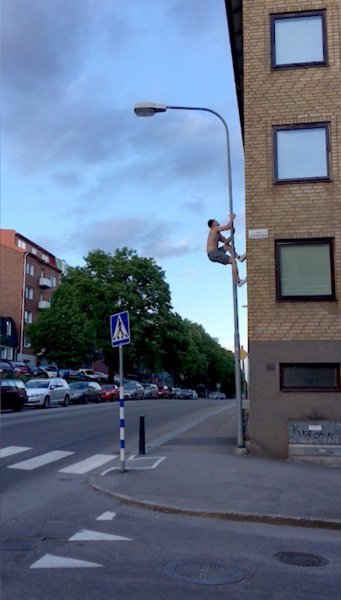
[226,0,341,457]
[0,230,62,364]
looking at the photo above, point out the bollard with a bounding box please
[139,415,146,455]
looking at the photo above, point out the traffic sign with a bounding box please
[110,311,130,347]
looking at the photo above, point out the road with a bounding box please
[1,399,340,599]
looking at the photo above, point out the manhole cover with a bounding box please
[165,560,246,585]
[274,552,329,567]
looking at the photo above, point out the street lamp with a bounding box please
[134,101,245,450]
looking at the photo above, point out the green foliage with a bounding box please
[29,248,235,393]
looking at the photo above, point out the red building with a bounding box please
[0,229,64,364]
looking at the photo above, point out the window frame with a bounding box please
[273,123,331,183]
[275,238,336,302]
[26,263,34,276]
[25,286,34,300]
[270,10,328,70]
[280,363,341,392]
[24,310,33,324]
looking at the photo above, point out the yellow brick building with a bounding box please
[226,0,341,458]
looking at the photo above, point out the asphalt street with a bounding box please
[1,399,340,599]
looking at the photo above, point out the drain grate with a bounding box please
[165,560,246,585]
[274,552,329,567]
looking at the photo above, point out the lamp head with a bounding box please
[134,102,167,116]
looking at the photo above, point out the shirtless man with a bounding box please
[207,214,247,287]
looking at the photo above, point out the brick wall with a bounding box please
[0,245,24,339]
[243,0,341,342]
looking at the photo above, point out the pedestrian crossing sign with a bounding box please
[110,311,130,347]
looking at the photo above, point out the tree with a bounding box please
[29,282,97,367]
[29,247,236,393]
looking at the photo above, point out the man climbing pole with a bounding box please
[206,214,247,287]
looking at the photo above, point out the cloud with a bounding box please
[51,216,199,261]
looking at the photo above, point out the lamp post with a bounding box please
[134,102,245,450]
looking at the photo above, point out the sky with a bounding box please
[1,0,247,352]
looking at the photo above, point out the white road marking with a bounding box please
[30,553,102,569]
[0,446,32,458]
[101,454,166,474]
[58,453,117,474]
[8,450,74,470]
[68,529,132,542]
[96,511,116,521]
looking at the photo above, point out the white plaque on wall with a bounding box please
[248,229,269,239]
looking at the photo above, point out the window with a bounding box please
[273,123,330,182]
[26,263,34,276]
[25,286,33,300]
[271,11,327,68]
[41,254,49,263]
[280,364,340,392]
[32,247,37,255]
[40,269,45,278]
[17,239,26,250]
[6,320,12,336]
[50,276,57,287]
[23,335,31,348]
[275,239,335,301]
[24,311,33,324]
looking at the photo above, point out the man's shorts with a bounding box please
[207,248,231,265]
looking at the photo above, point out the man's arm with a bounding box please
[214,214,236,233]
[218,234,231,243]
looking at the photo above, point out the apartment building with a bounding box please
[226,0,341,458]
[0,230,62,364]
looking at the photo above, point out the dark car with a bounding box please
[0,361,14,374]
[69,381,101,404]
[0,379,27,412]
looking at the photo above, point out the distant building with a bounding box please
[226,0,341,458]
[0,229,63,364]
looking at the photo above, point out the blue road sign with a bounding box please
[110,311,130,347]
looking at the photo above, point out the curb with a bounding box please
[90,479,341,531]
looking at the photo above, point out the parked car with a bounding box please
[95,371,108,381]
[69,381,102,404]
[38,365,59,378]
[78,368,98,380]
[99,383,119,402]
[10,361,33,376]
[157,385,171,399]
[141,383,158,399]
[0,361,14,374]
[123,381,144,400]
[0,379,26,412]
[25,378,70,408]
[179,388,195,399]
[172,387,182,399]
[88,381,103,401]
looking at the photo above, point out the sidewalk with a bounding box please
[91,404,341,530]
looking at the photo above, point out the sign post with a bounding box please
[110,310,130,473]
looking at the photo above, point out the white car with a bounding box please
[25,378,70,408]
[123,381,144,400]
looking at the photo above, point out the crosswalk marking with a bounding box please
[8,450,74,470]
[59,454,117,474]
[0,446,32,458]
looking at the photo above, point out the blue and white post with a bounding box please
[110,310,130,473]
[119,344,125,472]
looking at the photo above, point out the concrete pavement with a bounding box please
[91,402,341,530]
